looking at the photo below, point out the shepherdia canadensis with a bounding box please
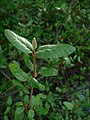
[4,29,75,119]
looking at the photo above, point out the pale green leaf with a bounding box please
[56,87,62,93]
[4,106,11,114]
[32,95,41,107]
[36,107,48,116]
[75,109,86,116]
[39,93,47,99]
[15,106,25,115]
[64,57,73,67]
[4,115,8,120]
[39,67,58,76]
[15,107,24,120]
[28,109,34,119]
[4,29,33,54]
[9,62,29,81]
[24,95,29,104]
[63,101,74,110]
[36,43,75,59]
[28,78,45,91]
[7,96,12,106]
[23,54,33,71]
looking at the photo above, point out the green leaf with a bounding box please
[63,101,74,110]
[4,106,11,114]
[28,78,45,91]
[64,57,73,67]
[56,87,62,93]
[4,115,8,120]
[4,29,33,54]
[32,95,41,107]
[45,102,50,110]
[15,102,23,107]
[82,101,90,108]
[15,107,25,120]
[24,95,29,104]
[77,116,82,120]
[36,107,48,116]
[28,109,34,119]
[36,44,56,60]
[23,54,33,71]
[39,67,58,76]
[39,93,47,99]
[75,109,86,116]
[52,43,76,58]
[15,106,25,115]
[9,62,29,81]
[36,43,75,59]
[77,93,85,101]
[7,96,12,106]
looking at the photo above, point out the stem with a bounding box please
[30,50,37,107]
[33,51,37,78]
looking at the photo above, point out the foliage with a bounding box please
[0,0,90,120]
[4,29,75,119]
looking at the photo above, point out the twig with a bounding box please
[0,70,11,80]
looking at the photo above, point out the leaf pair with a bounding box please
[4,29,76,59]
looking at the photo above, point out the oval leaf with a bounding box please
[36,107,48,116]
[14,107,25,120]
[24,95,29,104]
[7,96,12,106]
[28,109,34,119]
[39,67,58,76]
[9,62,29,81]
[63,101,74,110]
[4,29,33,54]
[36,43,75,59]
[4,106,11,115]
[28,78,45,91]
[15,102,23,107]
[23,54,33,71]
[15,106,25,115]
[4,115,9,120]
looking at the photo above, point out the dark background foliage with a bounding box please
[0,0,90,120]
